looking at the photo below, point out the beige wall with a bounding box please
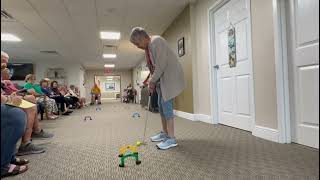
[189,0,278,129]
[191,0,217,116]
[84,69,132,102]
[251,0,278,129]
[132,59,149,103]
[162,5,194,113]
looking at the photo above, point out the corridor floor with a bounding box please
[9,101,319,180]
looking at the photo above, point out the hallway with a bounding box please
[9,101,319,180]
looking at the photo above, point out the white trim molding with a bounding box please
[272,0,291,143]
[208,0,230,125]
[174,110,196,121]
[252,126,280,143]
[194,114,212,123]
[174,110,212,123]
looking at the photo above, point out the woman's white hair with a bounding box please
[130,27,149,43]
[1,51,9,59]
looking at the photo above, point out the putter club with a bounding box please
[137,94,151,146]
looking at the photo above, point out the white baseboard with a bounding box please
[174,111,279,143]
[194,114,212,123]
[173,110,195,121]
[252,125,279,143]
[174,110,212,123]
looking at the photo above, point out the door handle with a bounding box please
[213,65,220,69]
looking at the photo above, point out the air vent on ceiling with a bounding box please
[40,50,59,55]
[1,10,15,22]
[103,45,118,54]
[104,45,117,48]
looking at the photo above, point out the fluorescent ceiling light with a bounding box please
[104,64,115,68]
[100,32,120,40]
[103,54,117,58]
[1,33,22,42]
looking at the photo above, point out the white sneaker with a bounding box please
[156,138,178,150]
[150,132,168,142]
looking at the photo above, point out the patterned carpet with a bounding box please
[7,101,319,180]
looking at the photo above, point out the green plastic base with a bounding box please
[119,152,141,167]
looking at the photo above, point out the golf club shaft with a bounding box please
[142,94,151,143]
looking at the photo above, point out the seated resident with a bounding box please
[40,79,71,115]
[74,86,86,107]
[90,83,101,105]
[1,51,9,70]
[1,54,53,156]
[65,85,80,108]
[126,88,134,103]
[122,89,128,103]
[24,74,58,119]
[1,98,28,177]
[1,95,51,156]
[1,68,31,98]
[58,85,67,96]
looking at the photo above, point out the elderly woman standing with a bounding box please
[130,27,185,150]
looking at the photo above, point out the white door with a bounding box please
[213,0,254,131]
[288,0,319,148]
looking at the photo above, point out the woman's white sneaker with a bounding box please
[156,138,178,150]
[150,132,167,142]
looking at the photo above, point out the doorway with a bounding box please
[95,75,121,101]
[286,0,319,148]
[209,0,255,131]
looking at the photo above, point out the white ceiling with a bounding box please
[1,0,191,70]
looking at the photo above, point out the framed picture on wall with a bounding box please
[105,82,115,91]
[178,37,185,57]
[47,68,66,78]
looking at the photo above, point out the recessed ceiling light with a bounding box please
[103,54,117,58]
[1,33,22,42]
[104,64,115,68]
[100,32,120,40]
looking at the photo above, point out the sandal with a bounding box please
[11,158,29,166]
[1,164,28,177]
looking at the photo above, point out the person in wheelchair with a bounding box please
[126,88,134,103]
[90,83,101,105]
[122,89,128,103]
